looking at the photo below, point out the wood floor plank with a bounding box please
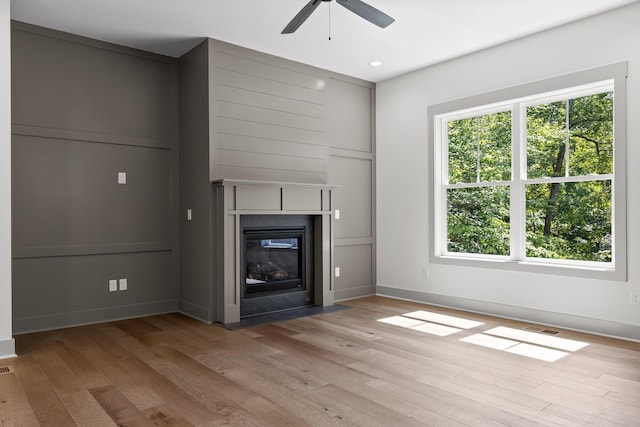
[6,296,640,426]
[141,404,193,427]
[0,368,39,426]
[89,385,155,426]
[310,383,425,427]
[104,332,284,426]
[11,355,78,426]
[85,327,219,425]
[31,351,116,427]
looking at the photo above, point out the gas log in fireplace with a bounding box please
[240,215,314,317]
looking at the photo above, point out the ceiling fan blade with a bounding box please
[336,0,394,28]
[282,0,323,34]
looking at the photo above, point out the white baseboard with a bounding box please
[0,338,16,359]
[376,285,640,343]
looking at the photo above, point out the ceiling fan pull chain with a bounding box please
[328,1,332,40]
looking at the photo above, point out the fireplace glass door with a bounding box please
[244,229,304,297]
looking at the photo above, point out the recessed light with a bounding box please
[369,60,382,67]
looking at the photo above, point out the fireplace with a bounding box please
[240,215,314,317]
[211,179,335,324]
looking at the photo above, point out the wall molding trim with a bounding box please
[376,285,640,343]
[12,300,178,335]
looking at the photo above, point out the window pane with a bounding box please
[527,92,613,179]
[447,186,510,256]
[526,180,611,262]
[448,111,511,184]
[527,101,566,179]
[568,92,613,175]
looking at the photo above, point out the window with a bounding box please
[429,63,627,280]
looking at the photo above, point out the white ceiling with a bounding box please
[10,0,639,82]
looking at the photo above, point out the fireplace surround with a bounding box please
[212,180,337,324]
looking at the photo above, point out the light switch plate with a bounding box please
[335,267,341,278]
[118,172,127,184]
[109,279,118,292]
[119,278,128,291]
[335,209,341,220]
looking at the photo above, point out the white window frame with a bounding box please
[428,63,627,281]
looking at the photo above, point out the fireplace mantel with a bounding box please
[212,179,338,324]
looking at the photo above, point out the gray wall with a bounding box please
[11,22,180,333]
[328,78,376,301]
[179,39,376,321]
[10,24,374,332]
[179,40,214,321]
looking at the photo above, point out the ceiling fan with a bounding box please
[281,0,395,34]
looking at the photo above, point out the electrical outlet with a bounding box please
[118,172,127,184]
[109,279,118,292]
[631,292,639,305]
[335,267,341,278]
[119,278,128,291]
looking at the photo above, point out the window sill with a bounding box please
[432,254,625,282]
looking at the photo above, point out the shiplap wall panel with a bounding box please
[217,150,326,174]
[216,165,327,184]
[217,117,325,146]
[215,51,326,91]
[216,102,324,132]
[218,133,326,159]
[212,41,328,184]
[216,69,325,105]
[216,85,324,118]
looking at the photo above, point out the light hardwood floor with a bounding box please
[1,296,639,426]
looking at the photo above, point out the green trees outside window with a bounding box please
[445,90,614,263]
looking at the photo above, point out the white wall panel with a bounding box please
[376,2,640,338]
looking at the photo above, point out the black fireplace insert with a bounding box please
[240,215,315,317]
[244,228,304,297]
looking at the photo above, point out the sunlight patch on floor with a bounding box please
[377,310,481,337]
[484,326,589,352]
[504,343,569,362]
[460,326,589,362]
[377,315,424,328]
[460,333,519,350]
[377,310,590,363]
[403,310,485,329]
[410,322,461,337]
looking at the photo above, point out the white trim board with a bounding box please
[0,338,15,359]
